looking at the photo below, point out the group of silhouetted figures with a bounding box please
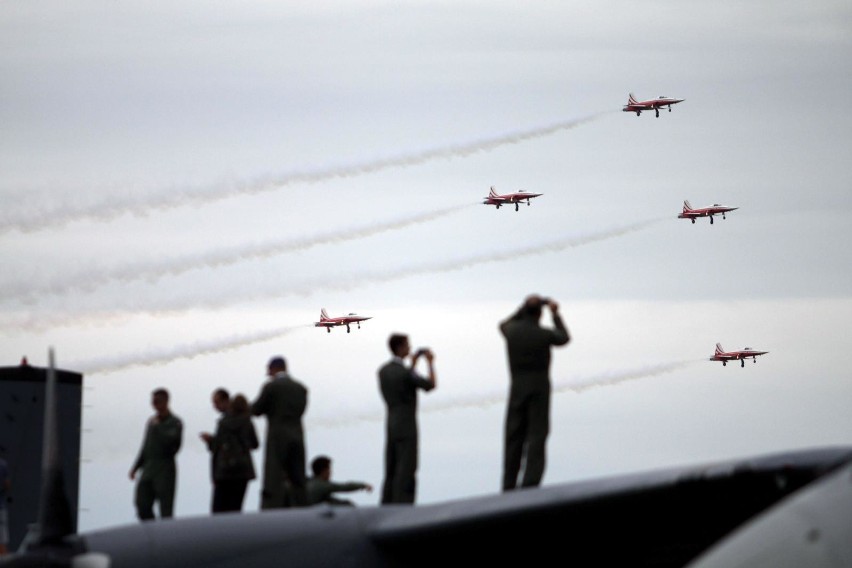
[129,295,569,520]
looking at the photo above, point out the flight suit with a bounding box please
[378,359,434,504]
[252,372,308,508]
[132,413,183,520]
[500,308,569,490]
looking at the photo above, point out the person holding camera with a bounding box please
[378,333,437,504]
[500,294,570,491]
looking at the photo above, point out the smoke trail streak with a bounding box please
[0,113,606,235]
[1,203,473,303]
[71,325,307,375]
[554,359,701,394]
[1,217,665,333]
[309,359,701,428]
[324,217,665,292]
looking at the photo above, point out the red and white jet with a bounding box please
[710,343,768,367]
[315,308,372,333]
[623,93,684,118]
[678,200,738,225]
[482,186,543,211]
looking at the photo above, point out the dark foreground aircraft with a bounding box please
[4,354,852,568]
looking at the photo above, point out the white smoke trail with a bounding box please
[1,217,665,333]
[309,359,701,428]
[553,359,701,394]
[71,325,307,375]
[0,113,607,234]
[1,203,474,303]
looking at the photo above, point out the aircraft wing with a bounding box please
[687,457,852,568]
[368,447,852,567]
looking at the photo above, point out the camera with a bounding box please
[415,348,431,357]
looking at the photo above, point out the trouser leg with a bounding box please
[285,441,308,507]
[154,472,176,518]
[135,478,156,521]
[212,482,227,513]
[215,480,249,512]
[261,451,286,510]
[228,479,248,511]
[393,437,418,504]
[503,397,527,491]
[521,389,550,488]
[381,438,396,504]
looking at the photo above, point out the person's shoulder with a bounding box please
[502,316,531,333]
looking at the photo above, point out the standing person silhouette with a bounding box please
[500,295,570,491]
[378,334,436,504]
[201,391,259,513]
[129,388,183,520]
[252,356,308,508]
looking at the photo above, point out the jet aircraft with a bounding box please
[623,93,684,117]
[315,308,372,333]
[5,353,852,568]
[678,200,738,224]
[482,186,542,211]
[710,343,769,367]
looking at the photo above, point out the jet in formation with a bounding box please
[710,343,769,367]
[623,93,684,117]
[482,186,542,211]
[678,200,738,224]
[315,308,372,333]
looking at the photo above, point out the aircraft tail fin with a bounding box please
[36,348,75,546]
[715,343,724,355]
[489,186,498,198]
[628,93,638,105]
[683,200,693,212]
[320,308,329,320]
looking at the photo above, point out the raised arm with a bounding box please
[547,300,570,346]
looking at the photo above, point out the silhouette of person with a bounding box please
[378,334,436,504]
[307,455,372,506]
[251,356,309,509]
[201,390,259,513]
[0,457,9,556]
[500,295,570,491]
[200,388,230,484]
[129,388,183,520]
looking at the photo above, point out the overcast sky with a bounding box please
[2,0,851,532]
